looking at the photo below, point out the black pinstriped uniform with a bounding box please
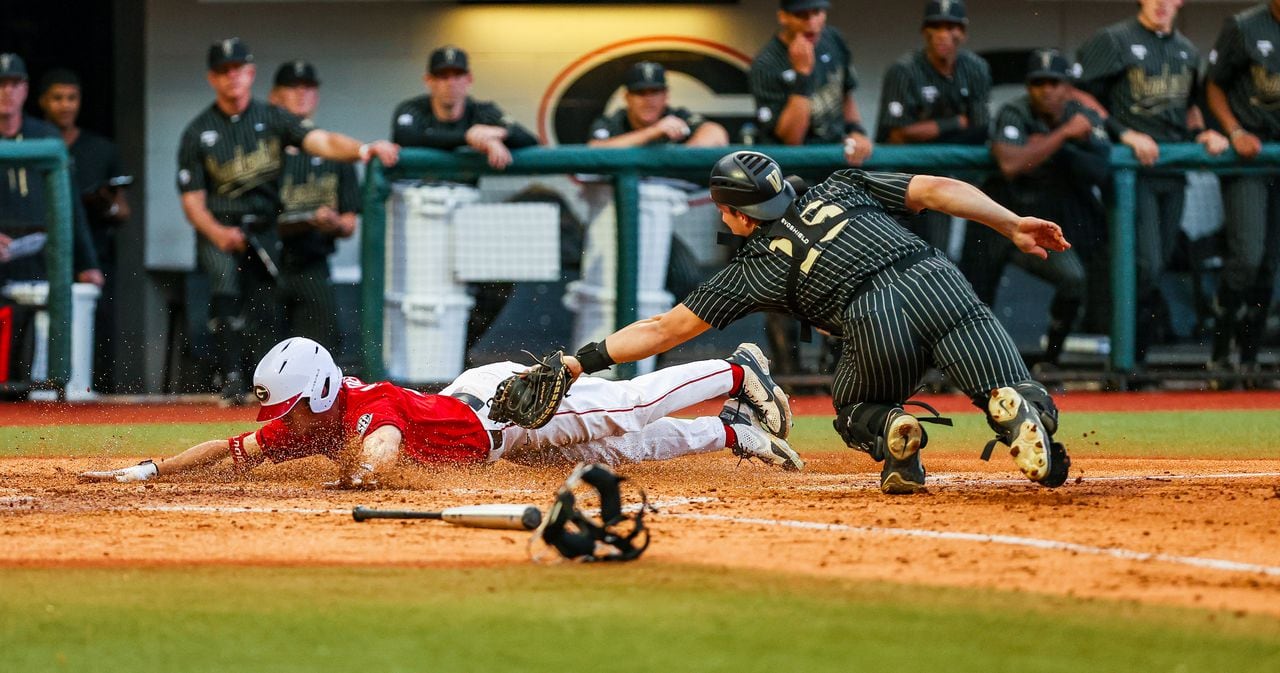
[1076,18,1202,359]
[177,99,312,374]
[749,28,857,144]
[0,116,99,282]
[1207,3,1280,364]
[589,107,708,144]
[876,48,991,255]
[682,170,1030,410]
[276,147,360,347]
[874,49,992,145]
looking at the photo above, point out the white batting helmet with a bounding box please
[252,337,342,422]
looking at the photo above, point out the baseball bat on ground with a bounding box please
[352,504,542,531]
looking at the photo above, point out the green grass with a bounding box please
[1,565,1277,673]
[788,410,1280,458]
[4,409,1279,459]
[0,423,247,458]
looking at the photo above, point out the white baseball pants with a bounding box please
[441,359,735,465]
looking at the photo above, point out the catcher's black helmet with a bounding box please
[709,150,795,221]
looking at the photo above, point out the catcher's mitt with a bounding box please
[488,350,572,429]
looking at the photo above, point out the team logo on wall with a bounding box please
[538,37,753,145]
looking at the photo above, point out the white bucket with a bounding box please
[383,292,475,383]
[563,282,673,376]
[1,282,100,401]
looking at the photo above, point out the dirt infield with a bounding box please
[3,452,1279,617]
[2,390,1278,425]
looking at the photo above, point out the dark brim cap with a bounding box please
[1025,48,1072,82]
[0,53,28,80]
[274,60,320,87]
[923,0,968,26]
[208,37,253,70]
[626,61,667,92]
[428,46,469,75]
[781,0,830,13]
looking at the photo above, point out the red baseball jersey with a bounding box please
[245,377,492,465]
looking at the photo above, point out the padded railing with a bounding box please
[361,144,1280,381]
[0,138,76,388]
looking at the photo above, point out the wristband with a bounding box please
[789,72,815,97]
[935,116,962,135]
[844,121,867,136]
[1230,127,1249,139]
[575,340,616,374]
[358,143,372,162]
[1103,117,1128,140]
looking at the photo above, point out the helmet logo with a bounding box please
[765,168,783,193]
[253,384,270,402]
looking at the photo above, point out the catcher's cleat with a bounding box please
[722,400,804,471]
[880,451,927,494]
[987,386,1058,484]
[726,343,793,439]
[884,408,924,461]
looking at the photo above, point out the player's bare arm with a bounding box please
[686,121,728,147]
[842,95,873,165]
[992,114,1091,179]
[1186,106,1230,156]
[773,97,813,145]
[180,190,246,253]
[906,175,1069,259]
[330,425,402,489]
[1206,80,1262,159]
[565,304,712,377]
[886,116,964,145]
[300,129,400,166]
[313,205,356,237]
[78,434,252,482]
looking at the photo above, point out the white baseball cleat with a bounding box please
[725,343,793,439]
[721,400,804,471]
[884,408,923,461]
[988,386,1052,482]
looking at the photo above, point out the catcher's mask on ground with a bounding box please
[530,463,650,563]
[253,337,342,422]
[709,150,795,221]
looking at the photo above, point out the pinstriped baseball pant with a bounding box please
[831,250,1031,410]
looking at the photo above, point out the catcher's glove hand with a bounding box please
[488,350,572,429]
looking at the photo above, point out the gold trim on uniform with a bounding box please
[205,138,283,198]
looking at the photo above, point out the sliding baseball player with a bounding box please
[79,336,801,487]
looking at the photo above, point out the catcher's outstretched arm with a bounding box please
[566,304,711,377]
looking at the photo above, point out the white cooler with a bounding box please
[383,292,475,384]
[1,281,100,401]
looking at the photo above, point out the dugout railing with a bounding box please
[361,144,1280,383]
[0,138,77,393]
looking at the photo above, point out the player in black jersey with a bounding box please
[1205,1,1280,386]
[1076,0,1230,369]
[588,61,728,148]
[558,151,1074,494]
[177,38,398,405]
[268,60,359,350]
[876,0,992,254]
[0,53,101,287]
[970,49,1111,372]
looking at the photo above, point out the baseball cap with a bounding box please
[780,0,830,13]
[626,61,667,93]
[1025,49,1072,83]
[274,60,320,87]
[428,46,469,75]
[207,37,253,71]
[0,53,28,81]
[923,0,968,26]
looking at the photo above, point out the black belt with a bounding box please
[451,393,503,451]
[850,248,934,302]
